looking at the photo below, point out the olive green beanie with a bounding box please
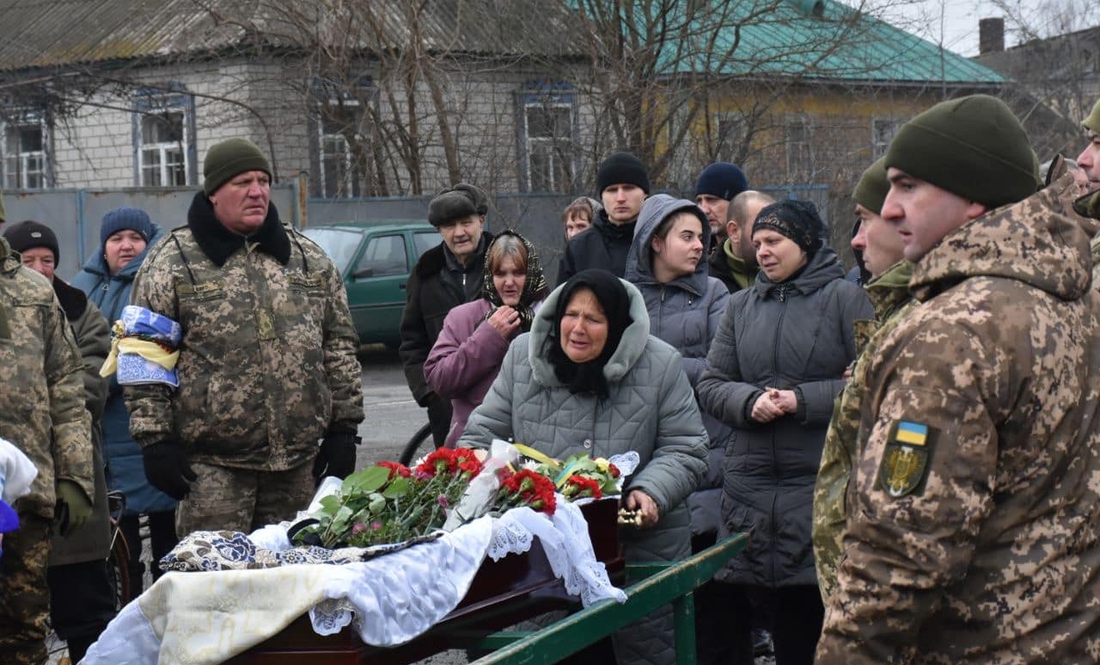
[1083,98,1100,134]
[203,138,273,196]
[885,95,1037,209]
[852,157,889,214]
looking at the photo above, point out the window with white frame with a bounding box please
[4,111,48,189]
[134,89,194,187]
[139,110,187,186]
[872,118,901,158]
[517,82,576,193]
[785,115,813,181]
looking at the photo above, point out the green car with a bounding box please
[303,220,439,347]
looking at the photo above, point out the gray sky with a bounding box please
[848,0,1089,57]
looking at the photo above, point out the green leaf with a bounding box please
[382,477,411,499]
[318,495,342,514]
[369,494,386,513]
[341,466,390,495]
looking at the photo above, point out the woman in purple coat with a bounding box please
[424,230,548,447]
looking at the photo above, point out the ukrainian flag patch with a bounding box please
[894,421,928,446]
[877,420,937,498]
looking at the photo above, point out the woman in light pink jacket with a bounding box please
[424,231,548,447]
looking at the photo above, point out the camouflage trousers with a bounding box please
[0,513,52,665]
[175,460,315,537]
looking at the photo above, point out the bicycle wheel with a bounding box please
[398,422,433,466]
[105,491,133,608]
[107,527,132,608]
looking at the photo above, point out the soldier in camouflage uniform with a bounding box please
[0,233,93,664]
[3,220,116,662]
[818,95,1100,664]
[127,138,364,537]
[811,157,917,601]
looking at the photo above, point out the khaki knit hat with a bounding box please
[852,157,889,214]
[203,138,273,195]
[1084,98,1100,134]
[885,95,1037,209]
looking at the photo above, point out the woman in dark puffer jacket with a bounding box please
[697,200,873,665]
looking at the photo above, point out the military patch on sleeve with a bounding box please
[877,420,937,499]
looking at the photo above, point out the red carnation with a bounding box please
[376,460,412,479]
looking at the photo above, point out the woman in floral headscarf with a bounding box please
[424,230,548,447]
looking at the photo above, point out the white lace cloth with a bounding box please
[80,499,624,665]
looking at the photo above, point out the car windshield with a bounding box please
[302,228,362,273]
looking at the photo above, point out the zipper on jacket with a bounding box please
[769,296,788,586]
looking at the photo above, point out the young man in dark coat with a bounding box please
[399,184,493,447]
[557,152,649,284]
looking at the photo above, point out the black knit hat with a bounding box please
[885,95,1038,209]
[203,138,273,195]
[428,183,489,227]
[596,152,650,194]
[852,157,889,214]
[695,162,748,200]
[3,220,60,262]
[752,200,826,255]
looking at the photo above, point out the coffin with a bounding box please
[223,498,624,665]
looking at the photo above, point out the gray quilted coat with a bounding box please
[696,247,873,588]
[625,194,730,536]
[458,277,708,665]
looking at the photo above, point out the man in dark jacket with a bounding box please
[399,184,493,447]
[695,162,748,253]
[707,190,773,292]
[3,221,115,662]
[557,151,649,284]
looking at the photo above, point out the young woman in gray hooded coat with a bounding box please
[625,194,754,665]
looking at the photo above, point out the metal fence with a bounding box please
[4,182,830,282]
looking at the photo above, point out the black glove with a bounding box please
[142,440,197,500]
[313,432,360,480]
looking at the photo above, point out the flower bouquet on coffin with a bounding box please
[290,448,483,549]
[512,444,639,503]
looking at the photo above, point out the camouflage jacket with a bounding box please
[0,237,93,517]
[812,259,917,601]
[126,195,363,471]
[817,176,1100,664]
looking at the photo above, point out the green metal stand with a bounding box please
[465,532,749,665]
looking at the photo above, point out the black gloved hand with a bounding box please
[313,432,360,480]
[142,440,197,500]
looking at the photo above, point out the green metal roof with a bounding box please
[643,0,1004,84]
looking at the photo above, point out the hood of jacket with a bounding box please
[865,259,914,320]
[528,276,651,387]
[625,193,711,297]
[79,223,166,282]
[910,179,1092,303]
[752,246,844,299]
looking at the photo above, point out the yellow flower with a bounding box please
[595,458,610,472]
